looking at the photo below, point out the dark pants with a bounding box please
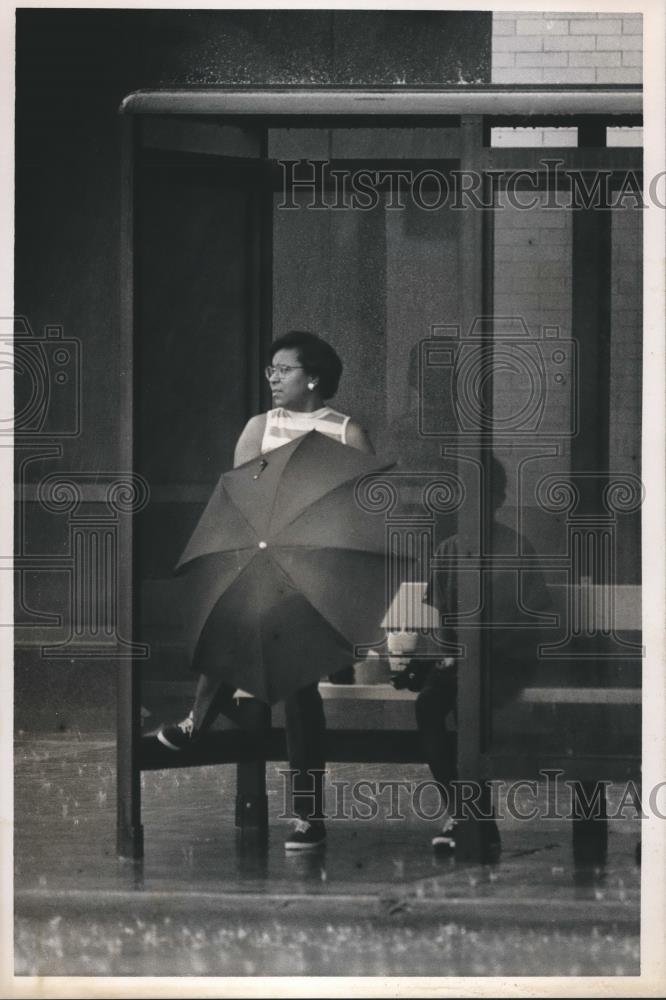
[192,674,326,821]
[415,666,503,845]
[414,666,458,801]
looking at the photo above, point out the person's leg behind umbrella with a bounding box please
[157,674,270,746]
[282,682,327,851]
[157,675,328,850]
[415,664,459,850]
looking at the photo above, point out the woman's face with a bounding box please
[267,347,316,410]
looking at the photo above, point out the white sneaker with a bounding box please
[284,819,327,851]
[156,711,197,750]
[431,819,456,851]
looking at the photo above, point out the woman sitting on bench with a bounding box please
[156,331,374,852]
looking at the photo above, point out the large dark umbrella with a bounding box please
[175,431,396,704]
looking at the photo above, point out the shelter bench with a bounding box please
[134,679,641,863]
[124,583,642,861]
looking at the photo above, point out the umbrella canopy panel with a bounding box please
[176,431,391,567]
[175,432,399,703]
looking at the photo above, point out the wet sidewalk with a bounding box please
[14,733,641,977]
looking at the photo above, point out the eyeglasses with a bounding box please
[264,365,305,380]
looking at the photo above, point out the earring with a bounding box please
[308,382,315,390]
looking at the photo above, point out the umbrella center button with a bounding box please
[258,541,268,549]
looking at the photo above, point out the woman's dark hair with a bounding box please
[270,331,343,400]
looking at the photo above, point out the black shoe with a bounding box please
[156,712,199,750]
[328,667,355,684]
[284,819,326,851]
[432,819,502,862]
[484,820,502,864]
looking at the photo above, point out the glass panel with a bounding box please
[136,146,261,718]
[274,190,462,461]
[137,150,254,489]
[489,189,573,753]
[489,180,642,764]
[492,187,573,545]
[272,129,463,671]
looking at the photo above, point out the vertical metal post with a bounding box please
[259,129,274,410]
[572,206,611,510]
[572,781,609,865]
[453,116,492,862]
[116,113,144,859]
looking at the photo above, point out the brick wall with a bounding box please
[492,11,642,85]
[493,195,574,454]
[490,13,643,581]
[491,192,642,581]
[491,195,573,553]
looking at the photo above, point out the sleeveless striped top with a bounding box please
[261,406,350,455]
